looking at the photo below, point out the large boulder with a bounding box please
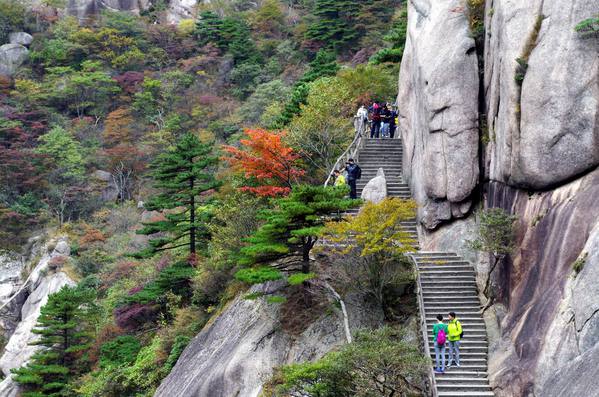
[484,0,599,189]
[360,168,387,203]
[8,32,33,47]
[167,0,197,23]
[155,281,382,397]
[397,0,479,229]
[0,44,29,77]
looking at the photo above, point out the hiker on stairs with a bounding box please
[333,169,346,187]
[433,314,449,374]
[447,311,463,368]
[345,159,362,199]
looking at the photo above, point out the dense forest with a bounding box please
[0,1,416,395]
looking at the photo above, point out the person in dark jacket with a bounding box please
[380,103,392,138]
[368,102,381,139]
[389,105,398,139]
[345,158,361,199]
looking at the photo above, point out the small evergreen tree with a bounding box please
[135,133,219,259]
[468,207,518,309]
[238,185,357,279]
[12,286,97,397]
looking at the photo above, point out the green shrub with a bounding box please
[99,336,142,369]
[235,267,283,285]
[265,326,427,396]
[573,253,588,274]
[287,273,315,286]
[575,16,599,36]
[164,335,191,371]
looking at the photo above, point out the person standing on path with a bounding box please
[447,311,463,368]
[369,102,381,138]
[333,169,346,187]
[389,105,398,139]
[433,314,449,374]
[345,159,361,199]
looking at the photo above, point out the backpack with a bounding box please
[458,321,464,338]
[437,328,446,346]
[355,165,362,179]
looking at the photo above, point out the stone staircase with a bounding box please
[325,135,493,397]
[356,138,410,199]
[412,252,493,397]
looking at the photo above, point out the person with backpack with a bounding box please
[432,314,449,374]
[447,311,463,368]
[345,158,361,199]
[368,102,381,139]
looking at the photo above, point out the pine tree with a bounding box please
[305,0,361,53]
[273,50,339,128]
[135,133,219,259]
[12,286,97,397]
[239,185,358,277]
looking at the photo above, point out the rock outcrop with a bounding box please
[0,44,29,77]
[484,0,599,190]
[155,281,382,397]
[8,33,33,47]
[399,0,599,395]
[66,0,198,22]
[0,237,75,395]
[398,0,480,230]
[361,168,387,203]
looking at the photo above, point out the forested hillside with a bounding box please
[0,1,413,396]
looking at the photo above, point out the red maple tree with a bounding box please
[222,129,304,197]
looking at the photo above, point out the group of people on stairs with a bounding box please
[333,159,362,199]
[356,101,398,139]
[432,312,463,374]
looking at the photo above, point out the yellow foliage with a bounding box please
[177,19,196,36]
[322,198,418,256]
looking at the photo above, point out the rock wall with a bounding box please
[66,0,199,22]
[0,237,75,396]
[155,281,383,397]
[484,0,599,189]
[398,0,480,230]
[399,0,599,395]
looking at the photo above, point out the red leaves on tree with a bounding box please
[222,129,305,197]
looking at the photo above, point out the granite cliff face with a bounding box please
[155,280,383,397]
[398,0,599,395]
[0,237,75,397]
[398,0,480,229]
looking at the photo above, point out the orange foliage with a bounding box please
[79,226,106,247]
[222,129,304,197]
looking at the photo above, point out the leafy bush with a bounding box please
[164,335,191,371]
[99,336,142,368]
[75,249,112,277]
[265,326,427,396]
[575,16,599,36]
[235,267,283,284]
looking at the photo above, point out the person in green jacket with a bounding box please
[447,311,462,368]
[432,314,449,373]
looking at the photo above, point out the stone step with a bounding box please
[421,275,477,281]
[420,270,477,276]
[429,334,488,344]
[437,391,494,397]
[436,371,489,379]
[429,346,487,354]
[436,377,489,385]
[430,351,487,358]
[437,384,493,393]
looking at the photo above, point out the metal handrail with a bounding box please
[324,116,368,186]
[409,253,438,397]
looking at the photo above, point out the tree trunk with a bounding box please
[189,176,195,257]
[301,238,311,273]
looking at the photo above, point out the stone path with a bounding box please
[329,137,494,396]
